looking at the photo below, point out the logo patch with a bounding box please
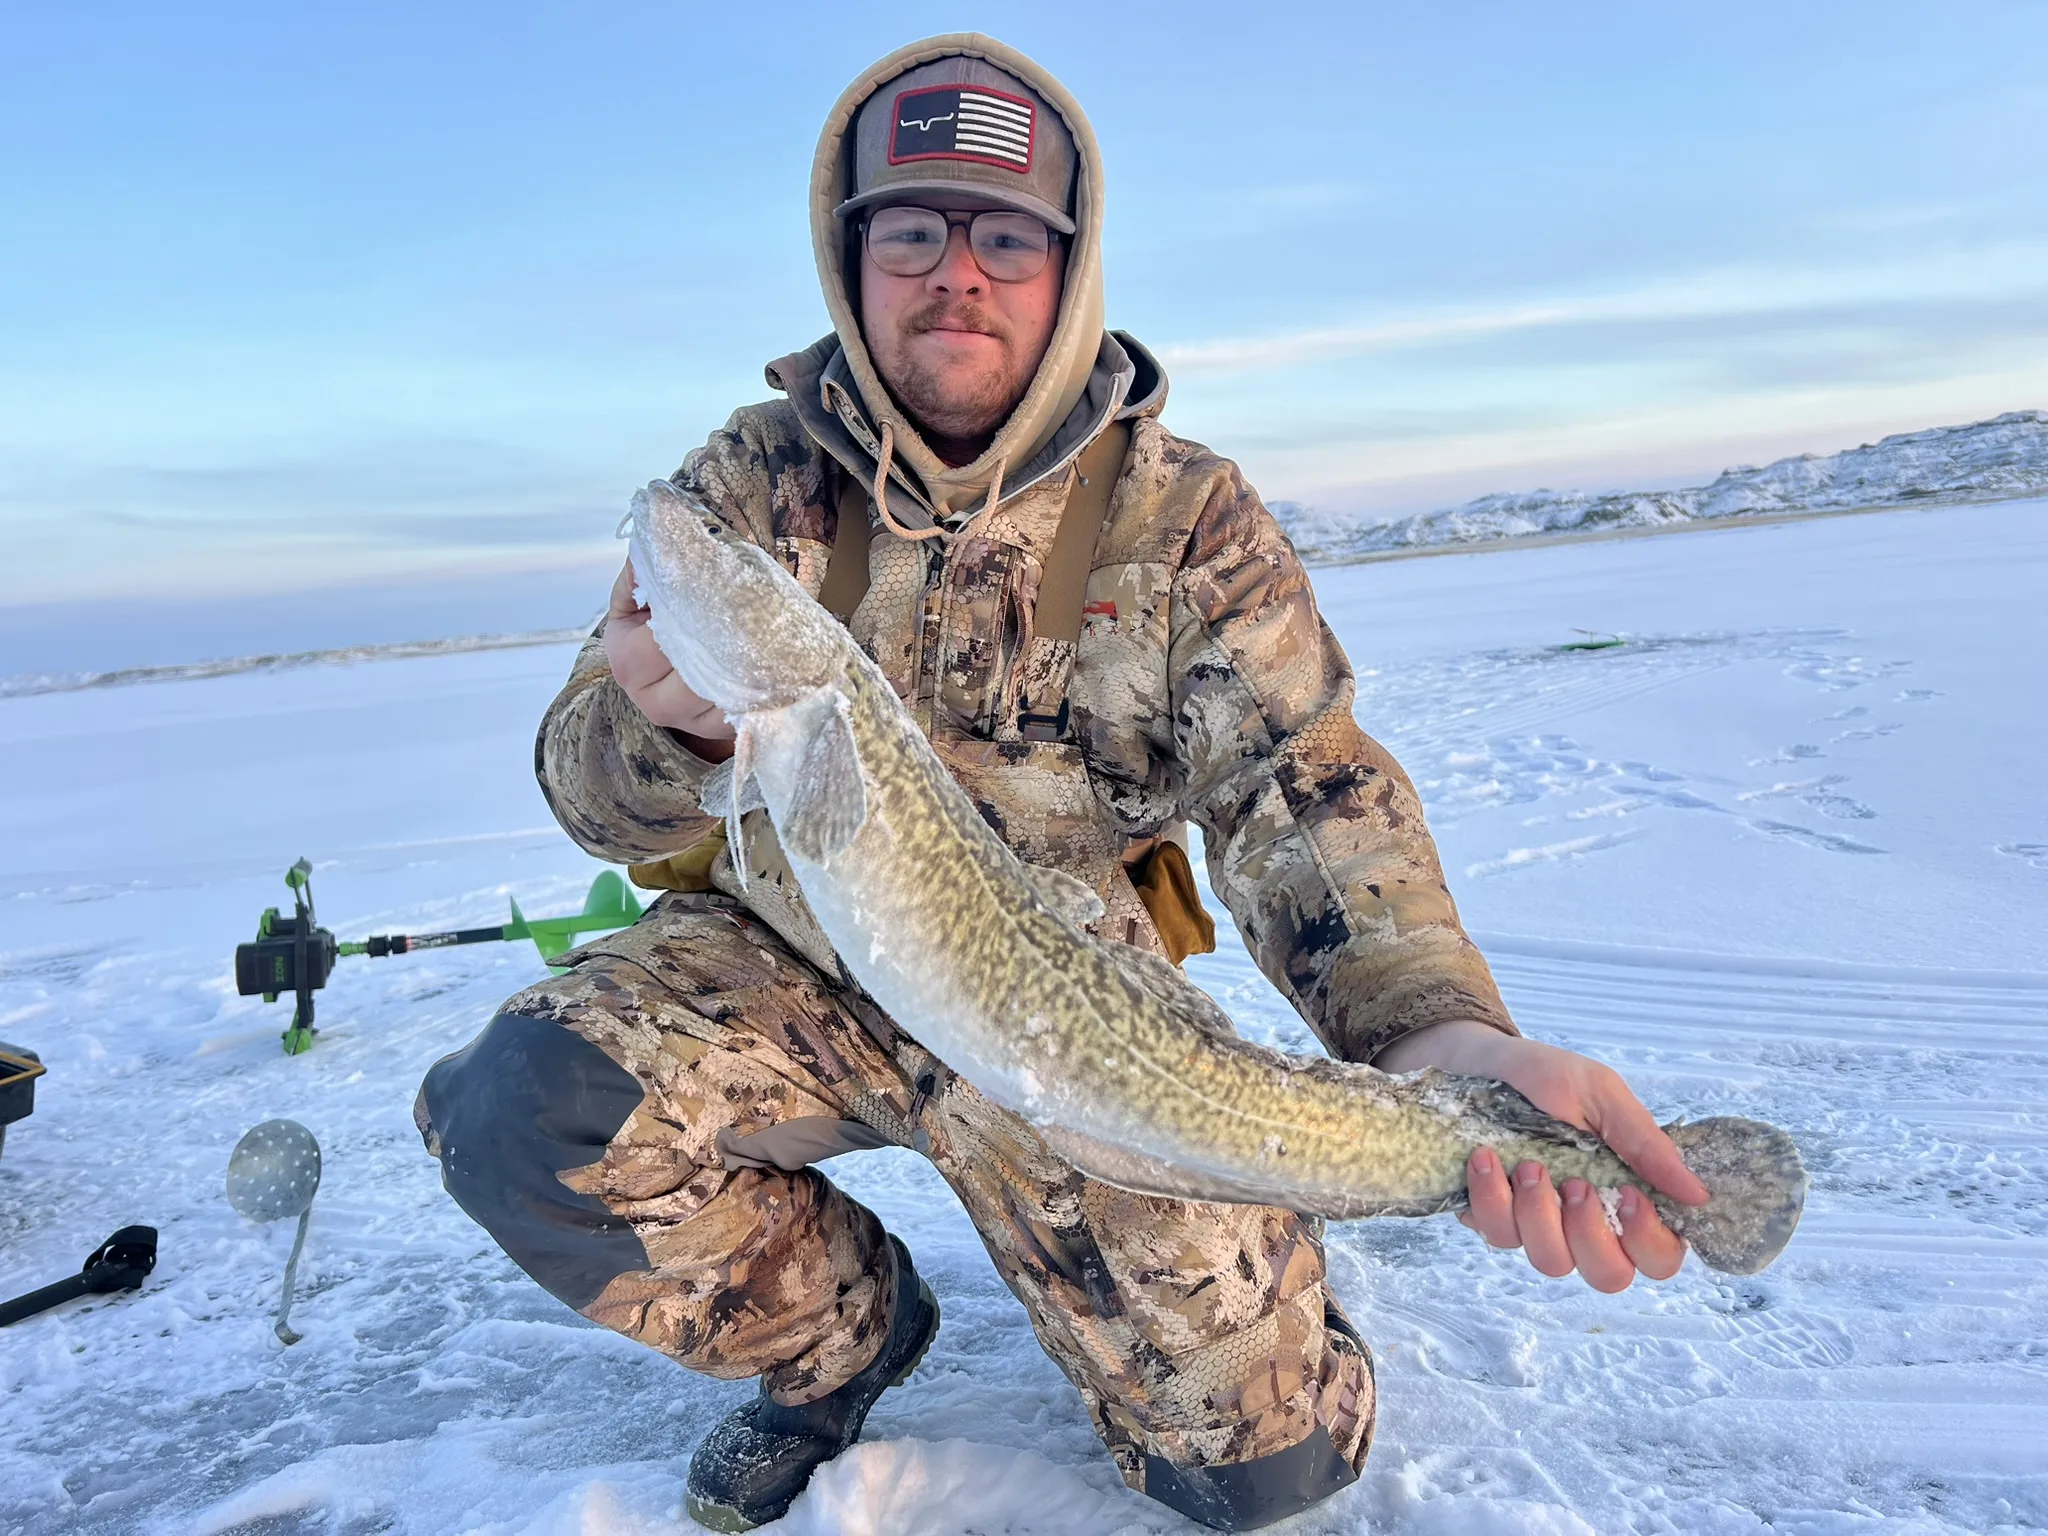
[889,84,1034,172]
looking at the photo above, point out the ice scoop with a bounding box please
[226,1118,322,1345]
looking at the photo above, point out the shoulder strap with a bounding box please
[816,420,1130,635]
[1035,420,1130,645]
[818,472,873,622]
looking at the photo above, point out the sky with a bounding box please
[4,1,2047,606]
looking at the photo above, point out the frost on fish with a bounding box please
[628,478,1809,1276]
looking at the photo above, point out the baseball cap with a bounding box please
[833,54,1077,234]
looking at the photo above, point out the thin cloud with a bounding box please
[1157,241,2048,376]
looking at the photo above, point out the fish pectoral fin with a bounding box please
[700,722,764,891]
[698,760,733,818]
[1021,864,1106,927]
[779,688,868,864]
[699,745,766,819]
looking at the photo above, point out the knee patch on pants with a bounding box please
[417,1010,650,1310]
[1136,1300,1374,1531]
[1143,1425,1357,1531]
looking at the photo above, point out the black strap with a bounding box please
[1035,421,1130,646]
[815,424,1132,636]
[819,472,874,623]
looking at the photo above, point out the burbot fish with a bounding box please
[627,480,1807,1274]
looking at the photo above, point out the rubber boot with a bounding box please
[684,1235,940,1532]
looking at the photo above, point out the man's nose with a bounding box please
[923,225,985,296]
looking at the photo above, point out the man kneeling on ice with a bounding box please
[415,34,1710,1532]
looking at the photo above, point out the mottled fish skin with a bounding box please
[629,480,1808,1276]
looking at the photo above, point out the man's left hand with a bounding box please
[1374,1020,1710,1292]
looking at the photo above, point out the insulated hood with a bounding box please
[810,34,1108,518]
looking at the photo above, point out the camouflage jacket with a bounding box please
[537,334,1514,1065]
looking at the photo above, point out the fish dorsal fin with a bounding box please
[1100,939,1246,1048]
[779,687,868,864]
[1021,863,1106,927]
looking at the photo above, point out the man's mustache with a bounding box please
[903,301,1011,342]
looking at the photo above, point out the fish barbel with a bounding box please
[627,480,1807,1274]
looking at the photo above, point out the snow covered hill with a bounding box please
[1274,410,2048,561]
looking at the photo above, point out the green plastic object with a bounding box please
[238,862,646,1054]
[506,870,644,969]
[1557,630,1627,652]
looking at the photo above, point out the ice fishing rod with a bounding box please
[235,858,643,1054]
[0,1226,158,1328]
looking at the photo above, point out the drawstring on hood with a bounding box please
[871,421,949,543]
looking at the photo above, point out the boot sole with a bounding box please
[683,1285,940,1532]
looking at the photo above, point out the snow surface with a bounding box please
[1274,411,2048,561]
[2,498,2045,1534]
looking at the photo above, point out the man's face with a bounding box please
[857,196,1066,461]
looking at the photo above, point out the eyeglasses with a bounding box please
[863,205,1057,283]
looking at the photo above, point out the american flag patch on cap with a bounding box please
[888,84,1035,172]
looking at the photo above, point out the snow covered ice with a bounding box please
[2,497,2045,1534]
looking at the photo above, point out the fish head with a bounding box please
[626,479,851,715]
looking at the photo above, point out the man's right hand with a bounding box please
[603,558,737,758]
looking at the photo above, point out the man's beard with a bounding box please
[887,300,1025,443]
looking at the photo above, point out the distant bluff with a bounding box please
[1273,410,2048,562]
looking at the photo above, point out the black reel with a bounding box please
[234,858,335,1054]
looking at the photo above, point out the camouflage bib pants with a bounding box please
[416,890,1374,1509]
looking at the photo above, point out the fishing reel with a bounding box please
[236,857,644,1055]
